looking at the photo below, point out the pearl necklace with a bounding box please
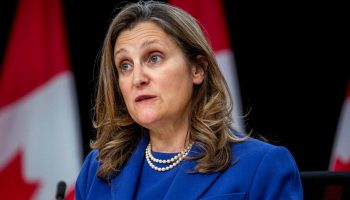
[145,142,193,172]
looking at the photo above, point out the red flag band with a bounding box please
[0,0,81,199]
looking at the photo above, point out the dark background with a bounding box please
[0,0,348,172]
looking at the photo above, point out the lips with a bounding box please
[135,95,157,102]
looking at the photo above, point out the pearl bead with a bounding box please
[145,142,193,172]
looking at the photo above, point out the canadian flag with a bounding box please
[170,0,244,132]
[329,80,350,171]
[0,0,81,199]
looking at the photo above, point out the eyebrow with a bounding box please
[114,39,162,57]
[114,48,127,57]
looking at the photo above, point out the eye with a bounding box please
[149,54,161,64]
[119,62,132,73]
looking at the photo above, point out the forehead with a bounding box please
[114,21,175,50]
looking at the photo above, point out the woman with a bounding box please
[76,1,303,199]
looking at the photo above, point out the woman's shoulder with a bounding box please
[82,149,100,167]
[221,134,303,199]
[83,149,100,172]
[76,149,104,199]
[76,150,100,187]
[232,134,277,150]
[230,133,297,167]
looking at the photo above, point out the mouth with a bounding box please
[135,95,157,103]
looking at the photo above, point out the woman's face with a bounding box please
[114,21,204,130]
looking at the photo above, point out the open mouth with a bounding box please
[135,95,156,102]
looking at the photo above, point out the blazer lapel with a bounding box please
[111,136,149,200]
[163,147,221,200]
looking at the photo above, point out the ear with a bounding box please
[191,55,207,85]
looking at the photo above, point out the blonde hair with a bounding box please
[92,1,244,180]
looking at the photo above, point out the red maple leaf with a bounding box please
[334,157,350,171]
[0,150,40,200]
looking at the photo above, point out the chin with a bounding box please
[134,114,160,129]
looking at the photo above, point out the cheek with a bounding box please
[118,80,130,101]
[164,73,193,99]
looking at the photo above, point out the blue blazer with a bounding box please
[76,136,303,200]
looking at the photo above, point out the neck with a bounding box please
[146,104,192,153]
[149,123,190,153]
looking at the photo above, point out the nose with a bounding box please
[132,64,149,87]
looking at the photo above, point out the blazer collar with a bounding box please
[163,147,221,200]
[111,138,221,200]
